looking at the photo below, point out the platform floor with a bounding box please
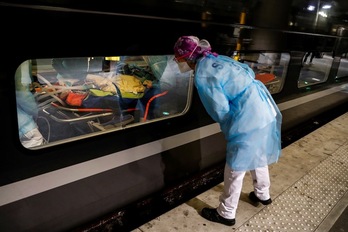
[132,112,348,232]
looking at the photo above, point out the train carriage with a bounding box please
[0,0,348,231]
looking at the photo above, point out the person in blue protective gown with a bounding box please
[173,36,282,226]
[16,60,44,148]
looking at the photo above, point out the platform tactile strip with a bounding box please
[237,143,348,232]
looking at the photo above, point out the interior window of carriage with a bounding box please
[239,52,289,94]
[15,55,193,149]
[336,53,348,80]
[298,51,334,88]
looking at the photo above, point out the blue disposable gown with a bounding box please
[15,60,40,138]
[194,54,282,171]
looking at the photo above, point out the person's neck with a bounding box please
[187,61,196,70]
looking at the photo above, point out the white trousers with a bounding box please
[217,164,271,219]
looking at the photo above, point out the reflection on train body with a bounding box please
[337,55,348,79]
[299,52,334,87]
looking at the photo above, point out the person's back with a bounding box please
[52,57,104,85]
[195,53,281,170]
[173,35,282,226]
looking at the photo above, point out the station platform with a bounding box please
[132,112,348,232]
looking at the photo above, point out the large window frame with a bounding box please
[15,55,194,149]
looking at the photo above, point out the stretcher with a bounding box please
[35,73,167,133]
[35,73,136,132]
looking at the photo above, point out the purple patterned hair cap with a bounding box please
[174,36,212,61]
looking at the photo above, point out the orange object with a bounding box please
[255,73,275,84]
[65,92,88,106]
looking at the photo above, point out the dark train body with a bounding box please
[0,1,347,231]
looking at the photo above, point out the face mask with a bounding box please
[177,62,192,73]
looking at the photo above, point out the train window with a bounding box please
[298,52,333,88]
[15,55,193,149]
[239,52,289,94]
[336,53,348,79]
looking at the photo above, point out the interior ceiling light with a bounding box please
[307,5,315,11]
